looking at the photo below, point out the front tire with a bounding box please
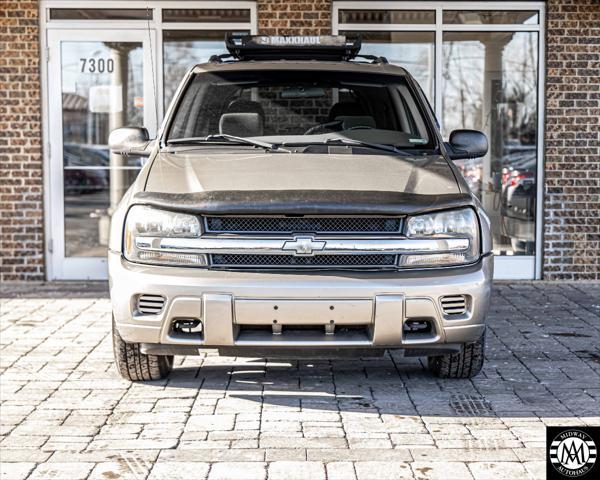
[427,329,485,379]
[112,318,173,381]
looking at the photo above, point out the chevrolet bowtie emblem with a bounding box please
[282,236,326,256]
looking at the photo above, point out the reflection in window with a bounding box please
[340,31,434,102]
[442,32,538,256]
[163,30,250,109]
[443,11,538,25]
[61,42,144,257]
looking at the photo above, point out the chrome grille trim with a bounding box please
[441,295,467,315]
[211,254,397,268]
[135,236,470,256]
[137,294,165,315]
[204,216,402,234]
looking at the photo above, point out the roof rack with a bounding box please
[224,34,362,62]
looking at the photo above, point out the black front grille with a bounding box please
[205,216,401,234]
[211,254,397,268]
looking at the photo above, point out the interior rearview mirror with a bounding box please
[446,129,488,160]
[108,127,153,157]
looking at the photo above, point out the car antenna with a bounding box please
[146,6,159,135]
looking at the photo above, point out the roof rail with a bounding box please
[208,53,235,63]
[225,34,362,61]
[353,54,389,64]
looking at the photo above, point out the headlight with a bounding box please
[123,205,208,266]
[400,208,480,267]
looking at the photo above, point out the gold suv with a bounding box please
[108,35,493,381]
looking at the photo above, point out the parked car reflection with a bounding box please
[62,143,144,257]
[501,144,536,254]
[63,143,110,195]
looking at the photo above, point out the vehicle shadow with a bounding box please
[157,336,599,418]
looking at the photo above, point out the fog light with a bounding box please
[403,320,432,333]
[173,319,203,334]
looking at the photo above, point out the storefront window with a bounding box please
[163,30,250,109]
[335,5,542,262]
[339,31,435,102]
[45,4,256,278]
[50,9,151,20]
[442,32,538,255]
[339,10,435,24]
[60,41,144,257]
[162,8,251,22]
[443,11,538,25]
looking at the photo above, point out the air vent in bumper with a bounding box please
[137,294,165,315]
[440,295,467,315]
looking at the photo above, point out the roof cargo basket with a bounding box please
[225,34,362,61]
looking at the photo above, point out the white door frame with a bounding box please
[45,29,157,280]
[333,1,545,280]
[40,1,258,280]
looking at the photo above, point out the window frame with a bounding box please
[41,1,257,123]
[39,0,257,280]
[333,1,545,279]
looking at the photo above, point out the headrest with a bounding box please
[335,115,377,130]
[226,99,265,117]
[219,112,264,137]
[328,101,366,121]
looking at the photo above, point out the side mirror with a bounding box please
[108,127,153,157]
[446,129,488,160]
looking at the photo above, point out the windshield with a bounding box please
[166,69,435,151]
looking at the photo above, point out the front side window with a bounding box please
[166,70,434,150]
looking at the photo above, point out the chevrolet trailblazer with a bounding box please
[108,35,493,381]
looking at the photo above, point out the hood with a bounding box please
[144,150,460,195]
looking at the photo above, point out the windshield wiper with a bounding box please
[284,137,414,155]
[167,134,290,152]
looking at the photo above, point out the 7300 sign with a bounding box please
[80,58,114,73]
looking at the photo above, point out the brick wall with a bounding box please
[0,2,44,282]
[257,0,331,35]
[544,0,600,279]
[2,0,599,281]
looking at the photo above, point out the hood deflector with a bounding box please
[133,190,474,216]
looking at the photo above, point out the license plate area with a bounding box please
[234,299,373,326]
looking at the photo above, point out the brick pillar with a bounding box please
[544,0,600,279]
[257,0,332,35]
[0,2,44,282]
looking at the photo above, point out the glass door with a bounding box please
[47,30,157,279]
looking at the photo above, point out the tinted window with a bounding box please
[339,10,435,24]
[49,9,151,20]
[162,8,251,22]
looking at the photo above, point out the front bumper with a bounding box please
[109,251,492,353]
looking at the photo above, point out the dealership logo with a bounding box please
[549,429,597,478]
[283,236,326,256]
